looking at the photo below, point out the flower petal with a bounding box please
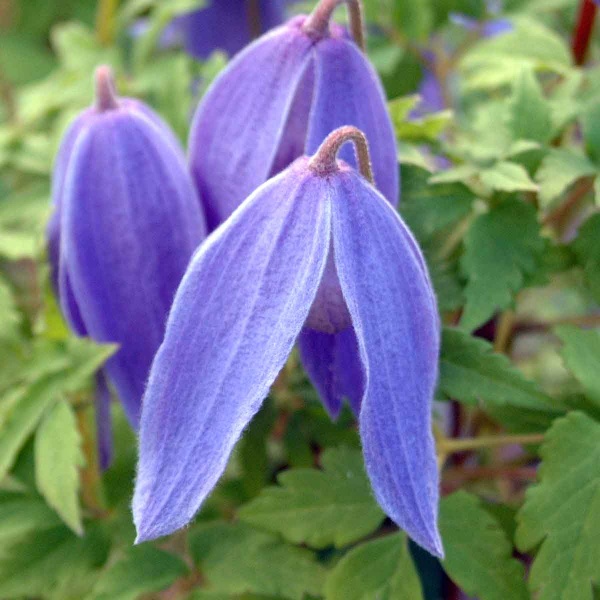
[330,170,442,557]
[189,26,312,229]
[134,162,331,542]
[306,38,399,205]
[60,113,205,427]
[298,326,364,419]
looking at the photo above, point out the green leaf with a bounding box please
[508,67,552,144]
[34,400,84,534]
[189,522,326,600]
[460,199,544,331]
[239,447,384,549]
[392,0,433,41]
[0,279,20,343]
[440,491,528,600]
[555,326,600,408]
[91,545,188,600]
[480,161,538,193]
[439,328,554,410]
[581,100,600,164]
[400,165,474,243]
[536,149,597,208]
[324,533,423,600]
[516,412,600,600]
[572,214,600,303]
[395,110,453,143]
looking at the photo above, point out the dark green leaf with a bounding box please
[239,447,384,549]
[440,491,528,600]
[516,412,600,600]
[324,533,423,600]
[189,522,325,600]
[572,214,600,303]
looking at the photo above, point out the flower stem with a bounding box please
[303,0,365,51]
[96,0,119,46]
[572,0,597,65]
[246,0,262,39]
[438,432,544,454]
[95,65,119,112]
[309,125,374,184]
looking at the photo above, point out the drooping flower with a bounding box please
[161,0,290,59]
[189,0,399,230]
[134,126,442,557]
[49,66,207,432]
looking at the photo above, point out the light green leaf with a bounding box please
[572,214,600,304]
[555,326,600,408]
[480,161,538,193]
[460,199,545,331]
[396,110,453,142]
[189,522,326,600]
[388,95,421,124]
[0,279,20,343]
[429,164,478,185]
[508,67,552,143]
[516,412,600,600]
[582,100,600,164]
[91,545,188,600]
[439,328,554,410]
[35,400,84,534]
[239,447,384,549]
[324,533,423,600]
[536,149,597,207]
[440,491,528,600]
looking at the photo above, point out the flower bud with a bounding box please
[49,66,207,429]
[189,0,398,230]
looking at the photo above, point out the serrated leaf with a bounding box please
[572,214,600,303]
[555,325,600,408]
[239,447,384,549]
[440,491,528,600]
[508,67,552,144]
[91,545,188,600]
[516,412,600,600]
[189,522,325,600]
[460,199,544,331]
[396,110,453,142]
[0,524,109,599]
[34,400,84,534]
[324,533,423,600]
[480,161,538,193]
[439,328,554,410]
[536,149,597,207]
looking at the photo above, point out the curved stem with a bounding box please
[94,65,119,111]
[303,0,365,51]
[309,126,374,183]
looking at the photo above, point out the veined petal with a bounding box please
[95,371,113,471]
[298,326,364,419]
[189,26,312,230]
[134,161,331,542]
[331,170,442,557]
[60,112,205,427]
[306,38,399,206]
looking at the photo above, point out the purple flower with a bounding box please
[49,66,207,431]
[134,126,442,557]
[189,0,398,230]
[165,0,289,59]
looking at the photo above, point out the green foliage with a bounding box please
[516,412,600,600]
[189,522,326,600]
[324,533,423,600]
[440,491,528,600]
[239,447,384,549]
[460,199,545,331]
[439,328,555,410]
[34,400,84,534]
[572,214,600,303]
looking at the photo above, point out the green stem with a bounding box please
[96,0,119,45]
[439,432,544,454]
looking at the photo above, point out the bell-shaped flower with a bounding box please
[134,126,442,557]
[48,66,207,432]
[161,0,290,59]
[189,0,398,230]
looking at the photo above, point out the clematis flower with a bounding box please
[134,126,442,557]
[162,0,290,59]
[48,66,207,433]
[189,0,399,230]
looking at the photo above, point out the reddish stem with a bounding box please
[572,0,597,66]
[94,65,119,111]
[303,0,365,51]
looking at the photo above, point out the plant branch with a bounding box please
[438,432,544,454]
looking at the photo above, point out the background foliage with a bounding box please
[1,0,599,598]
